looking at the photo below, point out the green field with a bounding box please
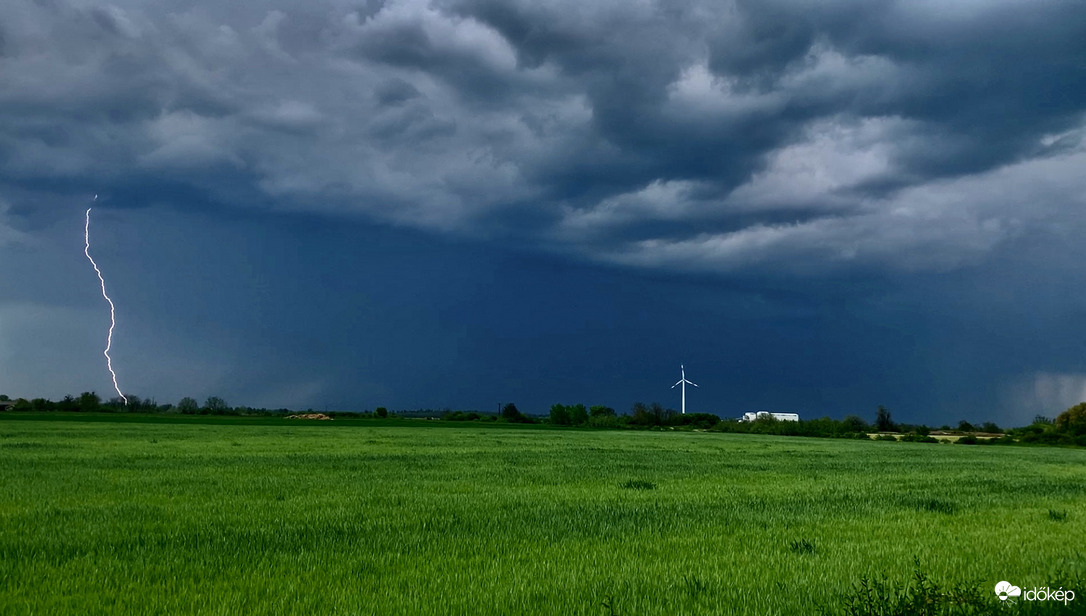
[1,415,1083,615]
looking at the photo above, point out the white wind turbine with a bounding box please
[671,364,698,414]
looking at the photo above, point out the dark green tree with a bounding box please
[842,415,869,433]
[589,405,616,418]
[1055,402,1086,436]
[78,391,101,413]
[501,403,525,422]
[570,403,589,425]
[631,402,654,426]
[177,397,199,414]
[204,396,228,413]
[375,406,389,418]
[549,403,572,425]
[875,405,895,432]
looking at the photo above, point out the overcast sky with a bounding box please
[2,0,1085,425]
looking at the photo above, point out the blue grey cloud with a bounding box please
[2,0,1086,422]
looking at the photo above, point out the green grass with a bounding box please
[1,416,1083,615]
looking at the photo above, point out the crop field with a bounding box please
[1,415,1084,615]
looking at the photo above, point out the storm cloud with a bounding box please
[2,0,1085,423]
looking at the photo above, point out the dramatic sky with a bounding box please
[2,0,1085,425]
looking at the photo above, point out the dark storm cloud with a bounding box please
[3,0,1086,421]
[3,0,1084,273]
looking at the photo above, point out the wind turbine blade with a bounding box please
[672,381,682,388]
[689,381,699,387]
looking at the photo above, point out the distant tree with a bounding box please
[204,396,228,413]
[841,415,869,434]
[980,422,1002,434]
[375,406,389,418]
[875,406,895,432]
[569,403,589,425]
[1055,402,1086,436]
[177,397,199,414]
[501,403,526,422]
[0,394,9,401]
[1033,415,1053,425]
[650,402,667,425]
[631,402,655,426]
[78,392,101,413]
[957,420,976,433]
[549,403,572,426]
[58,395,78,412]
[589,405,616,418]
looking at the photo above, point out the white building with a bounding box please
[741,410,800,422]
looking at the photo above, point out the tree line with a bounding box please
[2,392,1084,446]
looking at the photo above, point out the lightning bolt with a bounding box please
[84,206,128,405]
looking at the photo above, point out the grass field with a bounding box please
[1,415,1083,615]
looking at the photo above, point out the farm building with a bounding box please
[740,410,800,422]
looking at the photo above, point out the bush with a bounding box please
[375,407,388,418]
[588,414,620,428]
[1020,431,1074,446]
[956,435,979,445]
[443,411,481,421]
[875,434,898,442]
[899,433,938,443]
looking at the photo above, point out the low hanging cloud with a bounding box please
[2,0,1084,274]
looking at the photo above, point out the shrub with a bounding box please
[375,407,388,418]
[899,433,938,443]
[588,415,620,428]
[956,435,979,445]
[1020,431,1074,446]
[443,411,482,421]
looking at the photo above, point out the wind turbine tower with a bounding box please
[672,364,698,414]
